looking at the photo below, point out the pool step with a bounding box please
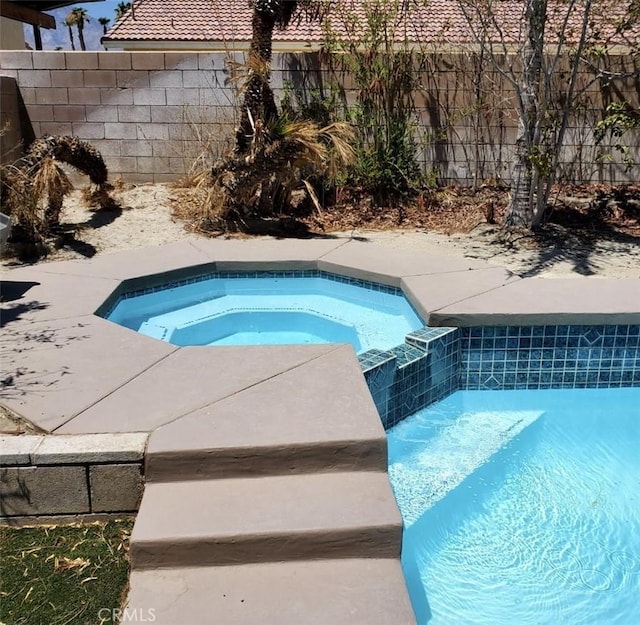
[144,344,387,482]
[146,436,387,482]
[389,406,545,526]
[126,558,416,625]
[130,471,402,569]
[124,343,415,622]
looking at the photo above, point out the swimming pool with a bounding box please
[388,387,640,624]
[105,272,424,354]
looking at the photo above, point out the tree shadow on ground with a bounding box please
[50,192,125,257]
[224,216,344,239]
[82,205,123,230]
[520,190,639,277]
[0,301,48,327]
[0,321,90,404]
[60,235,98,258]
[0,281,49,327]
[518,226,640,278]
[1,280,40,303]
[79,186,124,229]
[3,223,99,261]
[458,187,640,278]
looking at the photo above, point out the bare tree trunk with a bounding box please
[505,0,547,228]
[530,0,594,227]
[507,138,535,226]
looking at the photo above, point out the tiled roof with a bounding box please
[103,0,638,48]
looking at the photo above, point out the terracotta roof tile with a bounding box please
[104,0,638,48]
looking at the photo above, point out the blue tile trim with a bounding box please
[458,324,640,391]
[390,344,428,368]
[101,269,406,319]
[358,349,397,373]
[108,269,403,299]
[373,323,639,431]
[358,328,462,428]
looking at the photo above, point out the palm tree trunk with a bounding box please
[236,6,279,154]
[77,25,87,51]
[67,25,76,51]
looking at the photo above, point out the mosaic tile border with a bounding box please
[118,270,402,301]
[100,270,408,320]
[459,324,640,390]
[358,328,459,429]
[361,323,640,431]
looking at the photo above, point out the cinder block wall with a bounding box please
[0,74,34,167]
[0,433,147,524]
[0,51,240,183]
[0,50,638,185]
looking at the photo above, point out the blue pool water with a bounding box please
[106,274,423,354]
[388,387,640,624]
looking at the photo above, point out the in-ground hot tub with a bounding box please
[103,271,425,354]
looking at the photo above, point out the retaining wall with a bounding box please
[0,432,147,525]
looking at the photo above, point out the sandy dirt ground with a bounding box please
[1,182,639,279]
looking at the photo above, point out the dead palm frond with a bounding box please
[172,164,224,232]
[302,178,323,213]
[227,56,272,98]
[319,121,357,182]
[32,156,73,228]
[277,119,356,181]
[1,135,110,249]
[280,120,329,168]
[1,163,41,239]
[204,114,355,230]
[26,135,108,185]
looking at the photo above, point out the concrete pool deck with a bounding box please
[2,238,640,624]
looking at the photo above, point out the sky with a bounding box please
[24,1,127,50]
[74,1,122,21]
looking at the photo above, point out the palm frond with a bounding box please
[278,0,334,28]
[302,178,323,213]
[227,56,272,96]
[282,120,329,167]
[33,156,73,207]
[319,121,356,180]
[32,156,73,227]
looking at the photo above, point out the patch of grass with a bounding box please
[0,519,133,625]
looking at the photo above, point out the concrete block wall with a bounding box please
[0,51,239,183]
[0,50,638,185]
[0,432,147,523]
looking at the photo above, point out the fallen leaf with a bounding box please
[54,556,91,572]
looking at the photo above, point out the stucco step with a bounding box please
[126,558,417,625]
[144,345,388,481]
[130,471,402,568]
[146,436,386,482]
